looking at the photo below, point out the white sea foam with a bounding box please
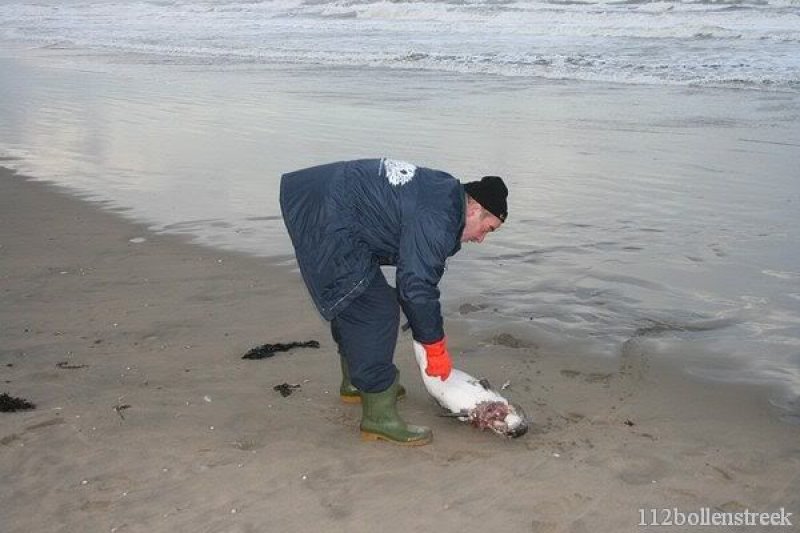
[0,0,798,88]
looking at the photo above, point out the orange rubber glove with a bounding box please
[422,337,452,381]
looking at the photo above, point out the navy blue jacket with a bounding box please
[279,159,465,344]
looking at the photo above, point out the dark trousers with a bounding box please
[330,271,400,393]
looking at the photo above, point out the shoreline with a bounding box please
[2,167,798,531]
[3,49,799,406]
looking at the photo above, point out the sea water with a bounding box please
[1,0,799,89]
[0,0,799,419]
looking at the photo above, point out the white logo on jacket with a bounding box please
[381,158,416,186]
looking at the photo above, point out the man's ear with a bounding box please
[466,198,481,216]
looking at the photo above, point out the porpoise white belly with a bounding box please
[412,340,529,438]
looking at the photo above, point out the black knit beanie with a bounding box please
[463,175,508,222]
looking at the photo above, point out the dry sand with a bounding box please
[1,167,798,533]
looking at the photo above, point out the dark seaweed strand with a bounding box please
[0,393,36,412]
[242,340,320,360]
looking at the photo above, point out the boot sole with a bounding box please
[360,431,432,446]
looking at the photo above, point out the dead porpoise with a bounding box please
[412,340,529,438]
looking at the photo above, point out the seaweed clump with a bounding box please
[273,383,302,397]
[242,340,320,360]
[0,393,36,412]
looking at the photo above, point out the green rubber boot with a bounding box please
[359,372,432,446]
[339,356,362,404]
[339,356,405,404]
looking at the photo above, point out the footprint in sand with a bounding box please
[490,332,534,349]
[559,369,614,385]
[607,451,669,485]
[530,493,594,532]
[613,337,650,402]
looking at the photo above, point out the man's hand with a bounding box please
[422,337,452,381]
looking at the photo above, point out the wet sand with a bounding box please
[1,167,798,532]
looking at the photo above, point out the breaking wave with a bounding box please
[0,0,798,89]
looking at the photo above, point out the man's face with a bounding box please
[461,203,503,243]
